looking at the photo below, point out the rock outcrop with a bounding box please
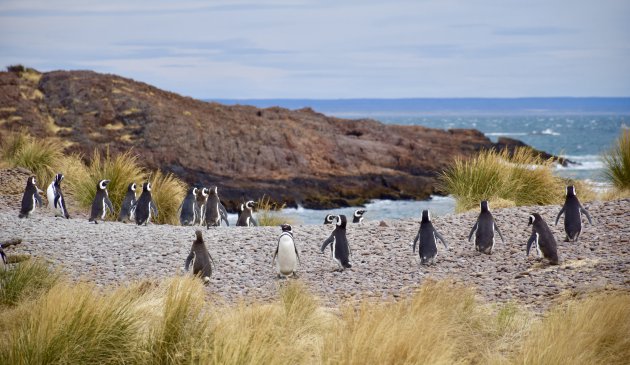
[0,67,555,210]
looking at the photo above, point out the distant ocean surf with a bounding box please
[212,98,630,223]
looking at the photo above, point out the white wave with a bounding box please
[484,132,528,136]
[532,128,560,136]
[556,161,604,170]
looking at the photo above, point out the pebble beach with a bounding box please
[1,195,628,309]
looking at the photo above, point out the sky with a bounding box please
[0,0,629,99]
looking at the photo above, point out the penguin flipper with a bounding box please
[468,221,478,242]
[412,230,420,253]
[294,244,301,265]
[54,192,61,209]
[34,192,43,207]
[526,233,536,256]
[1,249,7,265]
[219,203,229,226]
[250,217,258,227]
[320,234,334,253]
[105,196,114,215]
[184,252,194,272]
[494,223,505,244]
[580,206,593,225]
[435,231,449,249]
[272,244,279,267]
[151,203,158,218]
[555,206,565,225]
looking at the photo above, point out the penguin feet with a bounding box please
[291,272,299,279]
[277,274,287,280]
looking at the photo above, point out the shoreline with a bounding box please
[1,198,628,308]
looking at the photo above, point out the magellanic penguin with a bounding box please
[468,201,505,254]
[47,173,69,218]
[527,213,559,265]
[0,246,7,269]
[320,215,352,270]
[135,182,158,226]
[236,200,258,227]
[205,186,230,227]
[194,187,209,226]
[118,183,138,223]
[273,224,300,278]
[352,209,367,223]
[323,214,335,224]
[179,187,198,226]
[89,179,114,223]
[412,210,448,265]
[19,176,43,218]
[185,230,214,285]
[555,185,593,242]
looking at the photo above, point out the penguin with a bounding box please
[118,182,138,223]
[184,230,214,285]
[46,173,69,218]
[468,200,504,254]
[205,186,230,227]
[194,187,209,226]
[236,200,258,226]
[555,185,593,242]
[89,179,114,223]
[527,213,559,265]
[412,210,448,265]
[273,223,300,278]
[179,187,198,226]
[0,246,7,269]
[352,209,367,223]
[18,176,43,218]
[323,214,335,224]
[135,182,158,226]
[320,215,352,270]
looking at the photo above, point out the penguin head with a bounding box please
[421,209,431,223]
[54,173,64,185]
[528,213,542,226]
[27,176,36,187]
[324,214,335,224]
[191,187,198,196]
[98,180,110,190]
[245,200,255,210]
[480,200,489,212]
[280,223,292,232]
[566,185,576,197]
[128,183,137,192]
[143,182,152,192]
[335,214,347,228]
[194,230,203,242]
[211,186,218,195]
[201,188,209,197]
[354,209,366,218]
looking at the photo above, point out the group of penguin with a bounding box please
[16,173,593,282]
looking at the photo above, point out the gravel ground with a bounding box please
[1,199,628,308]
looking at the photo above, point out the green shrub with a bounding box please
[603,130,630,191]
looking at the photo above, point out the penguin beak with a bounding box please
[104,180,111,186]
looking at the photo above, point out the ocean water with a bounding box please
[214,98,630,223]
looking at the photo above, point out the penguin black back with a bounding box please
[135,182,158,225]
[555,185,593,242]
[413,210,448,264]
[468,200,504,254]
[19,176,43,218]
[89,179,114,223]
[236,200,258,226]
[185,230,214,284]
[527,213,559,265]
[118,182,137,222]
[179,187,198,226]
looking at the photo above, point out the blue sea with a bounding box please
[213,98,630,224]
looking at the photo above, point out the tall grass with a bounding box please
[256,195,296,226]
[439,147,594,212]
[0,263,628,365]
[603,130,630,192]
[0,131,64,187]
[0,260,59,307]
[148,170,187,225]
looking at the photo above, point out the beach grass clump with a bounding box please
[0,260,59,307]
[602,129,630,193]
[0,131,64,187]
[70,148,145,217]
[255,195,295,226]
[1,282,140,365]
[515,292,630,364]
[439,147,584,212]
[148,170,187,225]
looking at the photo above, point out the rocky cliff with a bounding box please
[0,67,548,210]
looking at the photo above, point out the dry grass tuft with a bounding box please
[0,260,60,307]
[256,195,296,226]
[603,130,630,192]
[148,170,187,225]
[439,147,595,212]
[0,131,64,186]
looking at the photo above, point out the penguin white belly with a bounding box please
[277,237,297,275]
[46,184,55,209]
[101,198,107,219]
